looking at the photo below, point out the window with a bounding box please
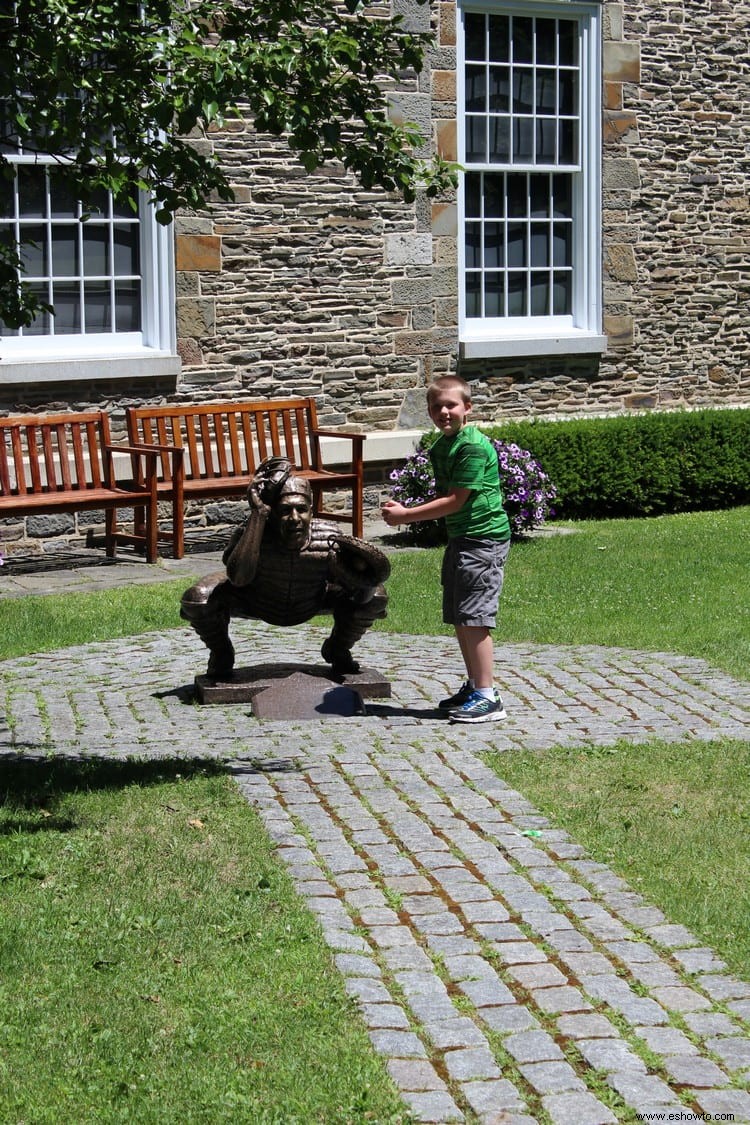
[458,1,604,357]
[0,158,177,379]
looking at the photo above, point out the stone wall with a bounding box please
[173,0,749,429]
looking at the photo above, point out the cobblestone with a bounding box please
[2,571,749,1124]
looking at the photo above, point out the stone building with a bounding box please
[1,0,748,503]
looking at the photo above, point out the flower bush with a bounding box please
[388,436,557,543]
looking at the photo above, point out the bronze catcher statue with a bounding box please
[180,457,390,677]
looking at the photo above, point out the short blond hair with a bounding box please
[426,375,472,406]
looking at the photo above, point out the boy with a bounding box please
[381,376,511,723]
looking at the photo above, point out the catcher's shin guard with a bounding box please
[180,593,235,676]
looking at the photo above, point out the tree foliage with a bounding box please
[0,0,457,326]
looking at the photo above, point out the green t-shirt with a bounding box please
[429,425,510,541]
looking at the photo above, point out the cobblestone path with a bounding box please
[1,621,749,1124]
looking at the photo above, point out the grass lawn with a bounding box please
[1,506,749,1116]
[0,759,409,1124]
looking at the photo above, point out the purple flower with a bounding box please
[390,436,557,540]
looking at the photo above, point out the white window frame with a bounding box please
[457,0,606,358]
[0,158,179,385]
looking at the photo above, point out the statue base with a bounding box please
[194,662,391,718]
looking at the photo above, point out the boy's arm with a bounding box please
[382,487,471,527]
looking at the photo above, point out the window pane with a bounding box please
[484,176,504,217]
[507,175,527,217]
[552,174,572,215]
[536,118,557,163]
[530,272,550,315]
[507,272,526,316]
[489,117,510,162]
[553,271,572,314]
[558,21,577,66]
[553,222,572,266]
[22,283,51,330]
[485,273,504,317]
[52,284,82,332]
[507,223,526,267]
[115,227,139,271]
[19,227,47,276]
[466,116,486,162]
[536,71,557,114]
[530,224,549,268]
[488,16,509,62]
[83,225,109,275]
[513,69,534,114]
[18,166,46,216]
[530,176,549,217]
[488,66,510,112]
[536,19,557,65]
[559,71,576,116]
[559,119,577,164]
[466,66,487,112]
[465,13,485,60]
[465,272,481,317]
[485,223,504,269]
[513,17,533,63]
[514,118,534,162]
[0,177,13,218]
[52,226,79,276]
[49,172,78,219]
[84,281,112,331]
[115,282,141,332]
[465,175,481,217]
[465,223,482,268]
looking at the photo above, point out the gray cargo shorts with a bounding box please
[441,536,510,628]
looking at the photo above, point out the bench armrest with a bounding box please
[105,442,185,493]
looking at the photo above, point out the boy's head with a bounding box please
[426,376,472,437]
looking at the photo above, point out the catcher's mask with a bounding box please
[250,457,312,507]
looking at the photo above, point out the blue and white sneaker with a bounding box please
[438,680,474,711]
[449,690,507,724]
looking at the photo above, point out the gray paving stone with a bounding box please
[359,1003,411,1029]
[504,1030,564,1064]
[481,1006,541,1034]
[422,1018,489,1050]
[650,985,712,1012]
[398,1090,464,1122]
[458,976,516,1007]
[682,1011,745,1037]
[633,1025,698,1056]
[541,1091,617,1124]
[369,1029,428,1058]
[557,1013,621,1040]
[518,1061,586,1095]
[506,962,568,990]
[386,1058,447,1090]
[662,1054,729,1086]
[705,1036,750,1070]
[530,985,593,1014]
[443,1047,502,1081]
[691,1088,750,1118]
[461,1079,526,1116]
[576,1037,647,1073]
[606,1070,678,1108]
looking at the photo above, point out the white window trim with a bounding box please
[457,0,606,358]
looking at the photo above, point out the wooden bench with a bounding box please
[0,410,171,563]
[126,397,365,559]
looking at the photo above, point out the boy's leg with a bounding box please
[455,624,494,690]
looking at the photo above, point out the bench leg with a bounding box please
[105,508,118,558]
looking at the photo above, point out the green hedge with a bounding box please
[474,408,750,520]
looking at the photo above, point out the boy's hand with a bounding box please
[381,500,407,527]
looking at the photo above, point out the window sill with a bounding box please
[0,352,182,387]
[460,332,608,360]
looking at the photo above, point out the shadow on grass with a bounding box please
[0,756,227,815]
[0,754,302,832]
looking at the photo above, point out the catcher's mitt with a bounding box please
[327,535,391,591]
